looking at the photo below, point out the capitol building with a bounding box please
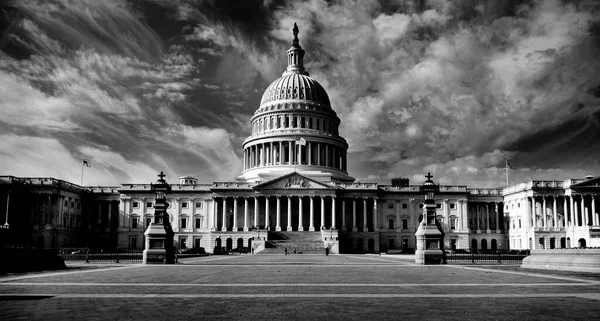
[1,27,599,254]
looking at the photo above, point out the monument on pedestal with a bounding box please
[415,172,446,265]
[143,171,175,264]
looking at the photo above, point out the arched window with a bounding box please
[550,237,556,249]
[481,239,488,251]
[538,237,545,249]
[578,238,586,248]
[471,239,478,252]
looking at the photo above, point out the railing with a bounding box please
[59,249,143,263]
[446,253,529,264]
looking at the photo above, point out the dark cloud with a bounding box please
[1,0,599,187]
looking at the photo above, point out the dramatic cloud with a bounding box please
[1,0,599,187]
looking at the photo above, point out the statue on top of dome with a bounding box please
[293,23,299,43]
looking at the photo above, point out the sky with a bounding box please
[0,0,599,187]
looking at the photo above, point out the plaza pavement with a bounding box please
[1,254,600,320]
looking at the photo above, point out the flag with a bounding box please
[83,160,91,168]
[506,160,513,170]
[296,137,306,146]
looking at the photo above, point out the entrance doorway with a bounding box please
[578,238,586,248]
[368,238,375,253]
[471,239,478,252]
[226,238,233,251]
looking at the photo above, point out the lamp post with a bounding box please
[415,172,446,265]
[143,171,175,264]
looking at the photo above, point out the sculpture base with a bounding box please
[143,223,175,264]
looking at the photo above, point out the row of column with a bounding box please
[252,114,337,136]
[211,196,378,232]
[469,202,503,232]
[565,194,598,227]
[243,140,347,171]
[508,194,598,231]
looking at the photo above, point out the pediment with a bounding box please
[253,173,335,190]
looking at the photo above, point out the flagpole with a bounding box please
[505,160,509,187]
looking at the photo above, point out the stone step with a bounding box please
[256,248,325,255]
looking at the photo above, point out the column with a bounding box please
[320,196,325,229]
[531,197,536,228]
[232,197,238,231]
[4,192,9,227]
[543,196,548,229]
[243,197,249,231]
[552,196,558,230]
[476,203,480,231]
[580,194,588,226]
[107,201,112,229]
[309,196,315,231]
[265,196,270,229]
[298,196,304,231]
[564,196,568,227]
[253,196,259,228]
[363,198,368,232]
[211,197,217,230]
[331,196,336,229]
[221,197,227,231]
[571,195,577,227]
[372,197,378,231]
[287,196,292,231]
[352,198,357,232]
[276,196,281,231]
[592,195,597,226]
[317,143,321,166]
[457,200,463,230]
[342,199,346,231]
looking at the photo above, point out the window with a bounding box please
[518,203,520,208]
[132,217,138,229]
[388,203,394,209]
[179,237,187,249]
[402,218,408,229]
[195,202,202,208]
[388,219,394,229]
[450,218,456,230]
[146,217,152,228]
[146,202,153,208]
[133,202,139,208]
[518,219,522,228]
[450,203,455,209]
[64,200,68,206]
[71,202,74,208]
[181,218,187,229]
[194,237,201,248]
[195,218,201,229]
[181,202,188,208]
[402,203,408,209]
[436,204,442,209]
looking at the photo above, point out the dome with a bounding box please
[259,73,331,108]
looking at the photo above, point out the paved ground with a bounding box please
[1,254,600,320]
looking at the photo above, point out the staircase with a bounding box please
[258,231,325,254]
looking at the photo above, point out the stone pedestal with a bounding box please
[143,223,175,264]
